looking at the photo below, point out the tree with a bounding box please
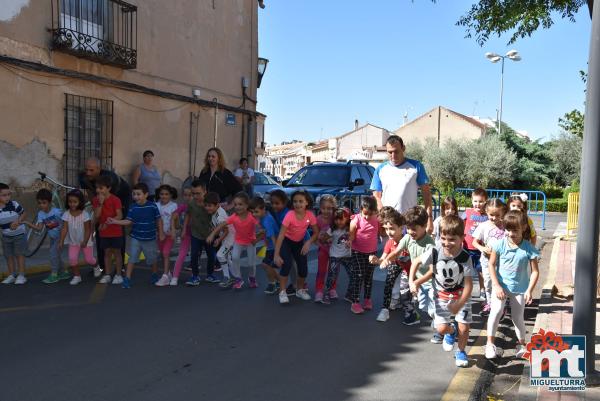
[422,138,469,190]
[558,109,585,138]
[465,134,517,188]
[547,132,583,185]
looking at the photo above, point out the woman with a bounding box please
[234,157,255,197]
[132,150,161,201]
[197,148,242,207]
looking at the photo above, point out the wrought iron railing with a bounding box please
[51,0,137,69]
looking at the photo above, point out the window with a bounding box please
[358,166,372,183]
[64,94,113,186]
[350,167,362,183]
[287,166,349,187]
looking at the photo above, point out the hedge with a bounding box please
[432,194,568,213]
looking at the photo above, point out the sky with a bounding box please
[257,0,592,144]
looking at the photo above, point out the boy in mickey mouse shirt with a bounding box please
[410,215,473,368]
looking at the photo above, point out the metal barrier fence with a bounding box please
[567,192,580,239]
[454,188,547,230]
[331,188,441,217]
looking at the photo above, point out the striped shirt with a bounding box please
[126,202,160,241]
[0,201,26,237]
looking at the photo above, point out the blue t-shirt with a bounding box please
[492,237,539,294]
[126,202,160,241]
[261,213,279,251]
[369,158,429,213]
[272,207,289,227]
[37,208,63,239]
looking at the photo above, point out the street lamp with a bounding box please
[485,50,521,135]
[257,57,269,88]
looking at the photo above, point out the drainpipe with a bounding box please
[213,98,218,147]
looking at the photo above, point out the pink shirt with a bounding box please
[351,213,379,253]
[282,210,317,242]
[227,213,257,245]
[317,215,332,251]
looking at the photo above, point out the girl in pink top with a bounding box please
[348,196,380,314]
[171,187,193,285]
[274,190,319,304]
[314,195,336,303]
[208,192,258,290]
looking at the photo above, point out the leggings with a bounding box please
[280,237,308,278]
[172,233,191,279]
[487,290,527,341]
[325,256,350,292]
[314,247,330,292]
[158,236,175,260]
[481,262,493,303]
[68,244,97,267]
[349,250,375,303]
[217,241,234,279]
[231,242,256,279]
[383,266,414,315]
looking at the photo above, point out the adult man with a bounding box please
[370,135,433,232]
[79,157,131,276]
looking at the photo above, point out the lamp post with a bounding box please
[257,57,269,88]
[485,50,521,135]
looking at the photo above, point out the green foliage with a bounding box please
[546,132,583,186]
[558,109,585,138]
[529,199,569,213]
[537,182,564,199]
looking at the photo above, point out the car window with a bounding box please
[358,166,371,183]
[254,172,276,185]
[287,166,349,187]
[350,167,361,183]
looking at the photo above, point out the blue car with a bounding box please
[253,171,282,199]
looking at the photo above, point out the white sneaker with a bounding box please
[155,274,170,287]
[93,266,103,278]
[279,291,290,304]
[112,275,123,285]
[515,344,526,359]
[99,274,112,284]
[14,274,27,285]
[389,298,399,310]
[377,308,390,322]
[485,343,502,359]
[169,277,178,286]
[2,275,16,284]
[70,276,82,285]
[295,289,311,301]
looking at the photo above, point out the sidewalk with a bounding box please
[518,238,600,401]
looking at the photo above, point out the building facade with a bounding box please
[0,0,265,192]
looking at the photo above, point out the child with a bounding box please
[411,215,474,368]
[208,192,258,290]
[155,184,178,286]
[433,196,458,246]
[107,183,162,289]
[322,207,351,304]
[184,180,217,286]
[314,194,336,303]
[59,189,96,285]
[270,189,298,296]
[508,193,537,246]
[171,186,193,286]
[204,192,235,288]
[0,182,28,284]
[472,198,508,313]
[274,190,319,304]
[485,210,539,360]
[462,188,488,306]
[93,176,124,285]
[371,209,418,324]
[25,189,66,284]
[249,196,280,295]
[348,196,379,314]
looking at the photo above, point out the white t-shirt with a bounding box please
[329,228,351,258]
[211,206,235,246]
[234,167,255,185]
[432,215,443,246]
[472,220,506,269]
[369,159,429,213]
[62,210,93,246]
[157,201,178,234]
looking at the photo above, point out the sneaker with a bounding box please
[377,308,390,322]
[42,273,60,284]
[362,298,373,310]
[314,291,324,303]
[99,274,112,284]
[205,275,220,284]
[479,289,486,300]
[389,298,399,311]
[286,284,296,296]
[122,277,132,289]
[343,294,353,303]
[264,283,277,295]
[150,273,160,285]
[322,294,331,305]
[2,275,16,284]
[169,277,179,286]
[14,274,27,285]
[274,281,281,293]
[481,303,491,316]
[219,277,235,289]
[328,289,338,300]
[485,343,502,359]
[93,266,103,278]
[296,289,311,301]
[515,344,526,359]
[455,350,469,368]
[248,276,258,288]
[69,275,82,285]
[155,274,170,287]
[185,276,201,286]
[402,311,421,326]
[233,278,244,290]
[351,303,364,314]
[279,291,290,304]
[112,275,124,285]
[58,270,71,281]
[443,322,458,352]
[431,332,444,344]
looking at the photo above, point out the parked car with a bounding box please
[263,172,282,184]
[253,171,282,199]
[279,161,375,212]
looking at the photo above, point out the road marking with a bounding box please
[0,303,78,313]
[89,283,108,304]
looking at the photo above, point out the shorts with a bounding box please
[1,234,26,257]
[467,249,482,273]
[100,236,124,251]
[128,237,158,265]
[262,249,276,268]
[433,296,472,325]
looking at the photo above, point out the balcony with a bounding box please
[51,0,137,69]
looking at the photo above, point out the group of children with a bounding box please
[0,180,540,368]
